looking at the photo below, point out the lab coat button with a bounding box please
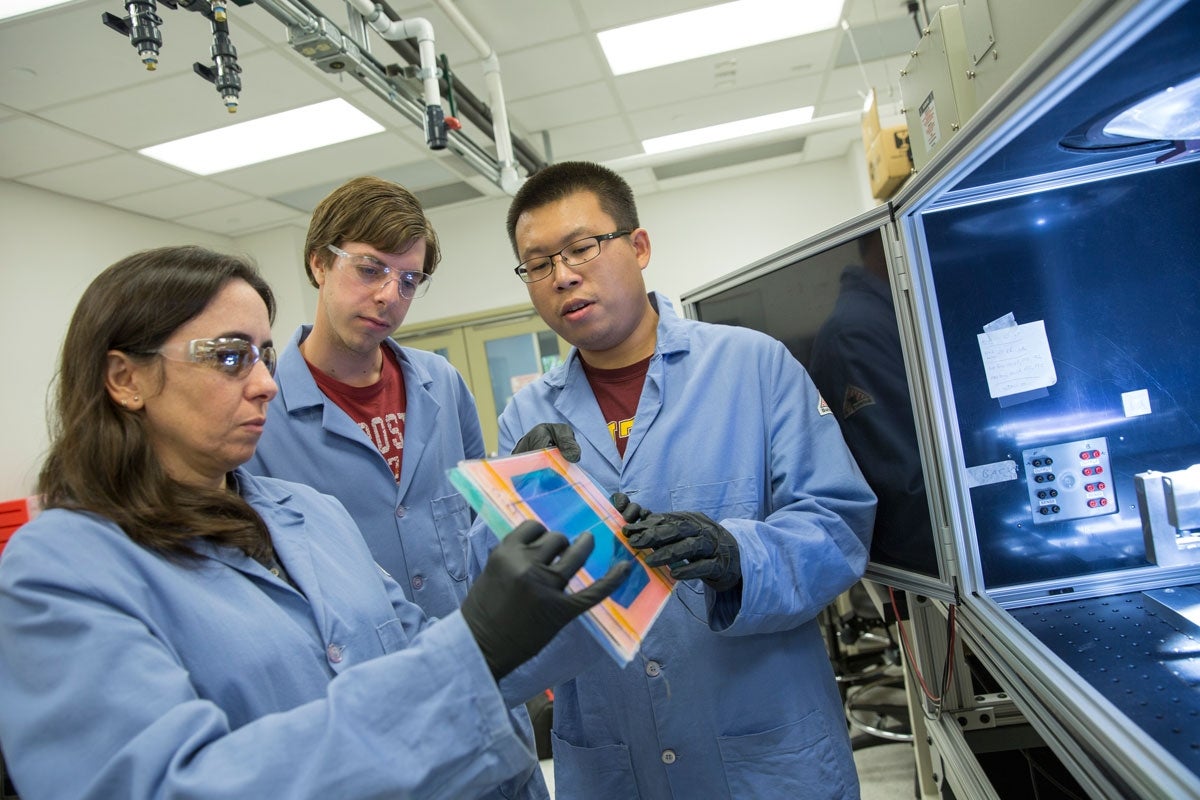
[326,644,343,663]
[645,660,661,677]
[412,575,424,590]
[395,505,407,518]
[661,749,676,765]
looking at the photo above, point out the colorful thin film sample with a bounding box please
[448,448,672,664]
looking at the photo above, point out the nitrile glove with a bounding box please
[624,511,742,592]
[512,423,581,462]
[610,492,650,525]
[461,520,633,680]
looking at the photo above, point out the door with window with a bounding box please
[394,308,570,455]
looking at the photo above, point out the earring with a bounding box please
[121,399,128,408]
[133,395,140,402]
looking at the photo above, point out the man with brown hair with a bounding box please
[246,176,549,799]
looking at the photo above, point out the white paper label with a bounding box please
[978,320,1057,399]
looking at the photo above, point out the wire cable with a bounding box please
[889,585,957,716]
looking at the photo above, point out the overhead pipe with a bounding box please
[429,0,523,193]
[382,29,546,175]
[345,0,452,149]
[252,0,503,183]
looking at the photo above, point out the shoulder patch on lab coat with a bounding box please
[817,394,833,416]
[842,384,875,418]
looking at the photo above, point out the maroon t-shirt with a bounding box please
[309,346,407,481]
[580,355,651,458]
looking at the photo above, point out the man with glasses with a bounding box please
[498,161,877,799]
[245,176,549,799]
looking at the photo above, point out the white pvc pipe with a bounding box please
[430,0,520,192]
[346,0,442,110]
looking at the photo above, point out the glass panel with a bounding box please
[484,333,542,419]
[921,157,1200,588]
[536,329,563,372]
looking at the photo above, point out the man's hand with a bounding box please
[610,492,650,525]
[512,423,581,462]
[624,511,741,592]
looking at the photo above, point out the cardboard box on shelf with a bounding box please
[867,124,913,200]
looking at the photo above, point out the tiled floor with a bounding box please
[856,742,919,799]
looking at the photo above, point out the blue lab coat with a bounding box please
[498,294,877,799]
[0,470,537,800]
[245,326,546,800]
[246,325,487,618]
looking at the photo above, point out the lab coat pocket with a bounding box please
[374,617,410,655]
[670,477,759,598]
[549,731,640,798]
[431,493,471,581]
[717,713,848,799]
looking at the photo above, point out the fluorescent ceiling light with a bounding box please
[0,0,77,22]
[139,99,384,175]
[599,0,844,75]
[642,107,815,154]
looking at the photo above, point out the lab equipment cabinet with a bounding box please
[890,0,1200,796]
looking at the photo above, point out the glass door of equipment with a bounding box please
[464,318,569,455]
[395,309,569,456]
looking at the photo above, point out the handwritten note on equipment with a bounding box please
[977,320,1057,399]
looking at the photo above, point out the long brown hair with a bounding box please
[38,246,277,560]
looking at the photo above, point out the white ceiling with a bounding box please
[0,0,942,237]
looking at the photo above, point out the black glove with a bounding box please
[610,492,650,525]
[624,511,742,592]
[461,520,633,680]
[512,423,581,462]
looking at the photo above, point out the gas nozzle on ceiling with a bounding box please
[102,0,243,112]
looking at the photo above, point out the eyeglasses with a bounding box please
[326,244,432,300]
[153,337,277,378]
[513,230,632,284]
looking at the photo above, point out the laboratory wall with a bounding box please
[1,144,873,501]
[408,147,871,327]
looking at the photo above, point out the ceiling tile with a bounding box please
[212,131,430,196]
[173,197,308,236]
[506,81,621,132]
[452,0,583,52]
[107,179,253,219]
[495,35,606,101]
[18,153,189,201]
[0,116,117,178]
[612,33,836,112]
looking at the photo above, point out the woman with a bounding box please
[0,246,626,799]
